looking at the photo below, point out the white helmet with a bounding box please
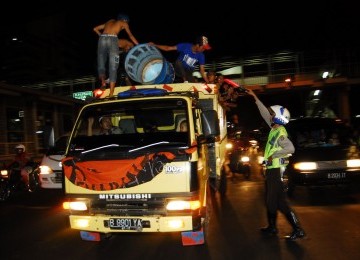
[15,144,26,152]
[270,105,290,125]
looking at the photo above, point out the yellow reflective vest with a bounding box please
[264,126,290,169]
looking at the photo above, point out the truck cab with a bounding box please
[62,83,227,245]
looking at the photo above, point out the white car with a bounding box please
[38,135,68,189]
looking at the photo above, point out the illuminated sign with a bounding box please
[73,91,93,100]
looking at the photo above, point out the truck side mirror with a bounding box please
[201,110,220,140]
[196,134,207,144]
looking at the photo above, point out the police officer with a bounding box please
[247,88,306,241]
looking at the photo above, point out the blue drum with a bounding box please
[124,43,175,84]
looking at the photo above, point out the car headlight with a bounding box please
[293,162,317,171]
[39,165,53,175]
[241,156,250,163]
[1,169,9,177]
[249,139,258,146]
[347,159,360,168]
[226,143,233,150]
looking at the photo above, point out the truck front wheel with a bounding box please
[218,168,227,196]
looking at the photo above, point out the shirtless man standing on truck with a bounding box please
[93,13,139,96]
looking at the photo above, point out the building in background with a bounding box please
[0,83,84,163]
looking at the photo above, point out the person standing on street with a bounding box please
[93,13,139,96]
[246,88,306,241]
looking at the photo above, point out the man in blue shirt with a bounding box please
[150,36,211,83]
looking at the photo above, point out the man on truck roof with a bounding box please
[149,36,211,84]
[93,13,139,96]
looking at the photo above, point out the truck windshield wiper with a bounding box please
[129,141,189,153]
[129,141,170,153]
[81,144,120,154]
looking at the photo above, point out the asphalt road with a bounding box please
[1,165,360,260]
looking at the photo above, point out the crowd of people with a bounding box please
[92,11,250,108]
[93,12,214,95]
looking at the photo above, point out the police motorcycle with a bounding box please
[0,161,40,201]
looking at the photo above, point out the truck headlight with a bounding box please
[63,200,88,211]
[166,200,200,211]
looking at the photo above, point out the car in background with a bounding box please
[284,117,360,196]
[225,129,265,179]
[226,132,251,178]
[37,135,68,189]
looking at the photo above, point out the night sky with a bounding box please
[1,1,359,129]
[2,1,359,62]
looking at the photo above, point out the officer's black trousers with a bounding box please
[264,168,292,215]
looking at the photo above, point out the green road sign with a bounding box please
[73,91,93,100]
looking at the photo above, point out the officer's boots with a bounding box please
[285,211,306,240]
[260,212,278,235]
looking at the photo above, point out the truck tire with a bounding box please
[202,182,213,244]
[218,169,227,196]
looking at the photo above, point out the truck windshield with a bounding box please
[67,98,191,158]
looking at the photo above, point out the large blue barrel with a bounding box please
[124,43,175,84]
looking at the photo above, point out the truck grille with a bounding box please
[90,197,167,216]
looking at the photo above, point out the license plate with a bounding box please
[327,172,346,179]
[108,218,142,230]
